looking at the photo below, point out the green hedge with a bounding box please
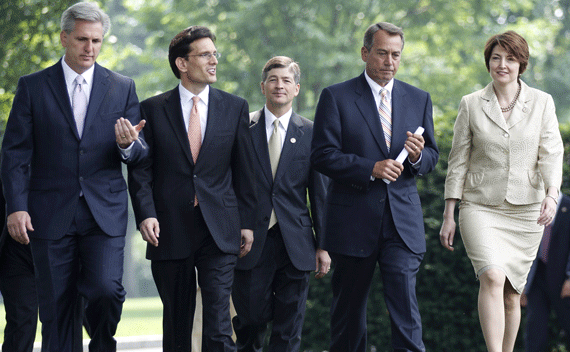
[301,118,570,352]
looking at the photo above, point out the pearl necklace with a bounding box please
[500,83,521,113]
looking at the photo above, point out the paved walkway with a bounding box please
[32,335,162,351]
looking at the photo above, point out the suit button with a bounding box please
[193,175,197,179]
[503,133,509,138]
[264,216,269,221]
[79,150,84,155]
[79,177,84,182]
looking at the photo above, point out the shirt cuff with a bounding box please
[408,151,422,169]
[118,141,135,160]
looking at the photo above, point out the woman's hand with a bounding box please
[440,199,458,251]
[439,217,456,251]
[537,195,557,226]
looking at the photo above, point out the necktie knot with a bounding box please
[75,75,85,89]
[380,89,388,100]
[192,95,200,105]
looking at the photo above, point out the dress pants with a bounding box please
[30,196,126,352]
[329,201,425,352]
[151,205,237,352]
[232,224,310,352]
[524,260,570,352]
[0,235,38,352]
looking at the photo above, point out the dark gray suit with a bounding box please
[128,85,257,351]
[232,109,327,351]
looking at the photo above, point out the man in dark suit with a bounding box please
[0,177,38,352]
[0,3,147,351]
[523,193,570,352]
[310,22,439,352]
[128,26,257,351]
[231,56,330,352]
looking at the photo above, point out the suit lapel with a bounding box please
[354,74,389,157]
[164,87,194,165]
[198,87,227,166]
[506,81,532,129]
[481,82,509,132]
[390,80,407,158]
[251,110,273,185]
[46,62,78,139]
[83,63,111,140]
[274,112,304,182]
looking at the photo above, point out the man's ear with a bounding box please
[175,57,187,74]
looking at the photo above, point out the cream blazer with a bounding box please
[445,81,563,205]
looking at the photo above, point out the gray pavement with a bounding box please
[32,335,163,351]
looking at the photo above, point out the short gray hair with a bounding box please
[363,22,404,51]
[61,2,111,36]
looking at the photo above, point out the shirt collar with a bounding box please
[179,83,210,106]
[61,56,95,87]
[264,105,292,131]
[364,70,394,99]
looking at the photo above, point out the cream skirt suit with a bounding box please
[444,81,563,293]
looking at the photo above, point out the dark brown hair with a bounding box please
[168,26,216,79]
[484,31,529,75]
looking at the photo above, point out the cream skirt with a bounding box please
[458,200,543,293]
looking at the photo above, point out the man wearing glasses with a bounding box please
[128,26,257,351]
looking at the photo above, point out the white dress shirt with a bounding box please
[179,83,209,143]
[264,105,292,148]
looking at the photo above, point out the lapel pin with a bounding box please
[290,137,296,144]
[562,207,567,213]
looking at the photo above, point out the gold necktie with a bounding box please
[188,96,201,206]
[268,119,282,228]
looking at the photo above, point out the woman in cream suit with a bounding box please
[440,31,563,352]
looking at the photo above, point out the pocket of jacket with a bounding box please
[109,178,127,193]
[527,170,543,190]
[327,191,354,206]
[464,171,484,189]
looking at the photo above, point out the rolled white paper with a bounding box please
[383,126,425,184]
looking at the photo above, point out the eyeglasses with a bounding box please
[186,52,221,60]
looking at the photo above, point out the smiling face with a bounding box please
[261,66,300,113]
[488,45,520,87]
[176,37,218,94]
[60,20,103,74]
[361,29,402,87]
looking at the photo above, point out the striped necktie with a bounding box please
[539,222,553,263]
[379,89,392,152]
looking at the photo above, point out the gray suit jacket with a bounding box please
[236,109,327,271]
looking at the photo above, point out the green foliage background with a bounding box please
[3,0,570,350]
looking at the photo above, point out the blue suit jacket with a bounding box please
[311,73,439,256]
[235,109,328,271]
[526,194,570,294]
[1,60,148,239]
